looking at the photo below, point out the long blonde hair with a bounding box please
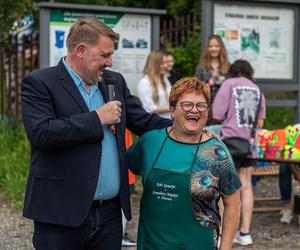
[198,34,230,74]
[143,51,168,103]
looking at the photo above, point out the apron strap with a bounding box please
[189,133,203,171]
[146,128,203,181]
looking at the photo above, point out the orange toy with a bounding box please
[265,129,286,159]
[269,129,287,147]
[257,129,273,148]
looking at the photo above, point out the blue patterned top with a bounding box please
[127,128,241,228]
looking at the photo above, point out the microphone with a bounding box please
[104,77,117,134]
[105,77,116,101]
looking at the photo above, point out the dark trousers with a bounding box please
[33,198,122,250]
[279,163,292,205]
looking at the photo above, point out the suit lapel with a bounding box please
[57,60,89,113]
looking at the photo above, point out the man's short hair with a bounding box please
[66,18,119,52]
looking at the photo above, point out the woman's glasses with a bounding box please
[179,101,209,112]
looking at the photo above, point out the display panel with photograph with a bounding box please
[49,10,151,93]
[214,3,294,79]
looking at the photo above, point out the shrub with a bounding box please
[167,28,201,78]
[0,122,30,210]
[264,107,295,130]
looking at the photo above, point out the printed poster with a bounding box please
[49,10,151,93]
[214,3,294,79]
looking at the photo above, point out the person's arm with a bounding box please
[257,118,264,129]
[220,190,241,250]
[126,139,144,175]
[154,76,172,114]
[155,106,170,114]
[195,66,211,82]
[289,163,300,181]
[257,93,266,129]
[219,143,242,249]
[136,77,159,113]
[21,73,104,150]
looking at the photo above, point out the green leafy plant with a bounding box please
[0,122,30,210]
[167,28,201,78]
[264,107,295,130]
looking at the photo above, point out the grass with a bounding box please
[0,121,30,210]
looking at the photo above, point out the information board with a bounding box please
[214,3,294,79]
[49,10,151,92]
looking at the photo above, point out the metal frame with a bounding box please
[201,0,300,121]
[36,2,166,69]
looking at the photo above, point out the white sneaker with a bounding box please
[122,237,137,247]
[217,235,221,249]
[280,208,293,224]
[233,231,253,246]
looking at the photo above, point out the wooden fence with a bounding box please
[0,32,38,122]
[160,13,201,47]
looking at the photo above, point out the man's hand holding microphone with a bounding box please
[96,77,120,133]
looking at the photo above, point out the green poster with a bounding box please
[50,10,123,28]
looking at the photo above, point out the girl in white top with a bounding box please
[137,51,172,119]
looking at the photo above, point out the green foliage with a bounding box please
[166,0,200,17]
[167,29,201,78]
[263,92,296,129]
[0,0,34,47]
[42,0,199,17]
[0,122,30,210]
[264,107,295,130]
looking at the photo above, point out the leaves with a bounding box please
[0,0,34,46]
[167,27,201,77]
[0,122,30,210]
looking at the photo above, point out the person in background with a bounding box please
[122,129,137,247]
[279,163,300,224]
[196,34,230,236]
[163,50,179,86]
[137,50,172,119]
[128,77,241,250]
[195,34,230,101]
[21,18,172,250]
[212,60,266,246]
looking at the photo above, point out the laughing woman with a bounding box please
[127,77,241,250]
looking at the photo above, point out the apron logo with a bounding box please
[153,182,179,201]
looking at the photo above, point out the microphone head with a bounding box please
[105,77,116,86]
[105,77,116,101]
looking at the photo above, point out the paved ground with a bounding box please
[0,176,299,250]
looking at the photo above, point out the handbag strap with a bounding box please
[250,90,262,139]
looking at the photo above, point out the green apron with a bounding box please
[137,133,216,250]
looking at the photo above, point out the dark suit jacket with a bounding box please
[21,60,171,227]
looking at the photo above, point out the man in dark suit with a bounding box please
[21,18,171,250]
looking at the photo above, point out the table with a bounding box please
[253,157,300,228]
[255,157,300,164]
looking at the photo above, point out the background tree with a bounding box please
[34,0,199,17]
[0,0,34,49]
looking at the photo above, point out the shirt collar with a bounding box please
[62,57,98,88]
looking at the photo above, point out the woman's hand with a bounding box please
[203,128,222,142]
